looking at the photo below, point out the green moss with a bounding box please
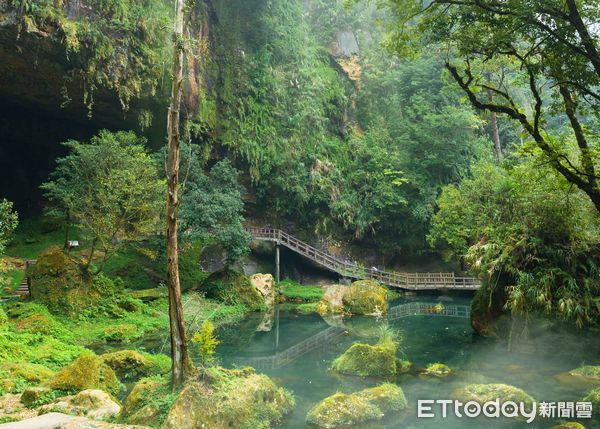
[570,365,600,380]
[162,367,294,429]
[306,384,406,428]
[342,280,388,315]
[550,423,586,429]
[101,323,142,343]
[101,350,170,382]
[581,387,600,418]
[0,362,55,395]
[122,375,175,426]
[396,359,412,374]
[0,308,7,330]
[331,336,397,377]
[45,354,122,396]
[202,270,266,311]
[422,363,454,378]
[453,384,535,409]
[278,280,324,302]
[15,312,72,341]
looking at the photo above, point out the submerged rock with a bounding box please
[452,383,535,408]
[162,367,294,429]
[306,383,406,428]
[45,355,122,396]
[421,363,454,378]
[331,337,397,377]
[342,280,388,315]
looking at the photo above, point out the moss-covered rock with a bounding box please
[306,384,406,428]
[581,387,600,419]
[342,280,388,315]
[569,365,600,382]
[422,363,454,378]
[15,312,72,341]
[46,355,122,396]
[2,362,55,385]
[316,285,348,315]
[100,350,170,382]
[101,324,142,344]
[202,270,266,311]
[550,423,586,429]
[121,377,169,426]
[162,367,294,429]
[331,337,397,377]
[452,384,535,409]
[396,359,412,374]
[20,386,53,407]
[37,389,121,420]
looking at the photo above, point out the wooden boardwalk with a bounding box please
[247,227,480,290]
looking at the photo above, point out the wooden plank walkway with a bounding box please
[247,227,480,290]
[232,302,471,370]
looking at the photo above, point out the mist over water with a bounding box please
[215,294,600,429]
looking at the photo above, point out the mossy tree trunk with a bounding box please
[166,0,193,389]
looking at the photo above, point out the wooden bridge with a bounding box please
[247,227,480,290]
[231,302,471,370]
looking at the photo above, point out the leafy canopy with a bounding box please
[0,199,18,256]
[41,130,164,272]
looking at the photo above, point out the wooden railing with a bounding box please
[247,227,480,290]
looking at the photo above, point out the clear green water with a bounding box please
[215,293,600,429]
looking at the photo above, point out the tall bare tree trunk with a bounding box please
[490,111,503,160]
[166,0,192,390]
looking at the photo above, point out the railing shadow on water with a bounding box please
[229,302,472,371]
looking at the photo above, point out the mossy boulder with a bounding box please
[0,362,55,395]
[452,384,535,409]
[581,387,600,419]
[46,355,122,396]
[20,386,53,407]
[122,377,168,426]
[396,359,412,374]
[162,367,294,429]
[101,324,142,344]
[422,363,454,378]
[342,280,388,315]
[306,383,406,428]
[551,423,586,429]
[569,365,600,382]
[202,270,266,311]
[316,285,348,315]
[100,350,170,382]
[331,337,397,377]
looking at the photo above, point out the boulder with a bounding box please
[342,280,388,315]
[421,363,454,378]
[122,377,166,426]
[316,285,348,315]
[45,355,122,396]
[0,412,151,428]
[331,337,397,377]
[306,383,406,428]
[581,387,600,419]
[452,384,535,409]
[38,389,120,420]
[1,362,55,386]
[100,350,170,381]
[396,360,412,375]
[20,386,52,407]
[162,368,294,429]
[250,273,276,309]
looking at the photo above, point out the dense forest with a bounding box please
[0,0,598,428]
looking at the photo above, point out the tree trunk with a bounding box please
[490,111,502,160]
[166,0,193,390]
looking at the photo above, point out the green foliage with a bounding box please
[278,280,324,302]
[101,323,142,344]
[41,130,164,273]
[0,199,18,256]
[10,0,171,114]
[429,159,600,328]
[191,320,220,367]
[202,270,266,312]
[122,375,176,427]
[100,350,170,381]
[179,155,250,265]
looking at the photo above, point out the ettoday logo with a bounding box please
[417,399,594,423]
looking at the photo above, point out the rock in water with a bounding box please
[306,384,406,428]
[331,337,397,377]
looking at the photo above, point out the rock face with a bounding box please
[331,337,397,377]
[38,389,120,420]
[162,368,294,429]
[45,355,122,396]
[306,384,406,428]
[452,384,535,409]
